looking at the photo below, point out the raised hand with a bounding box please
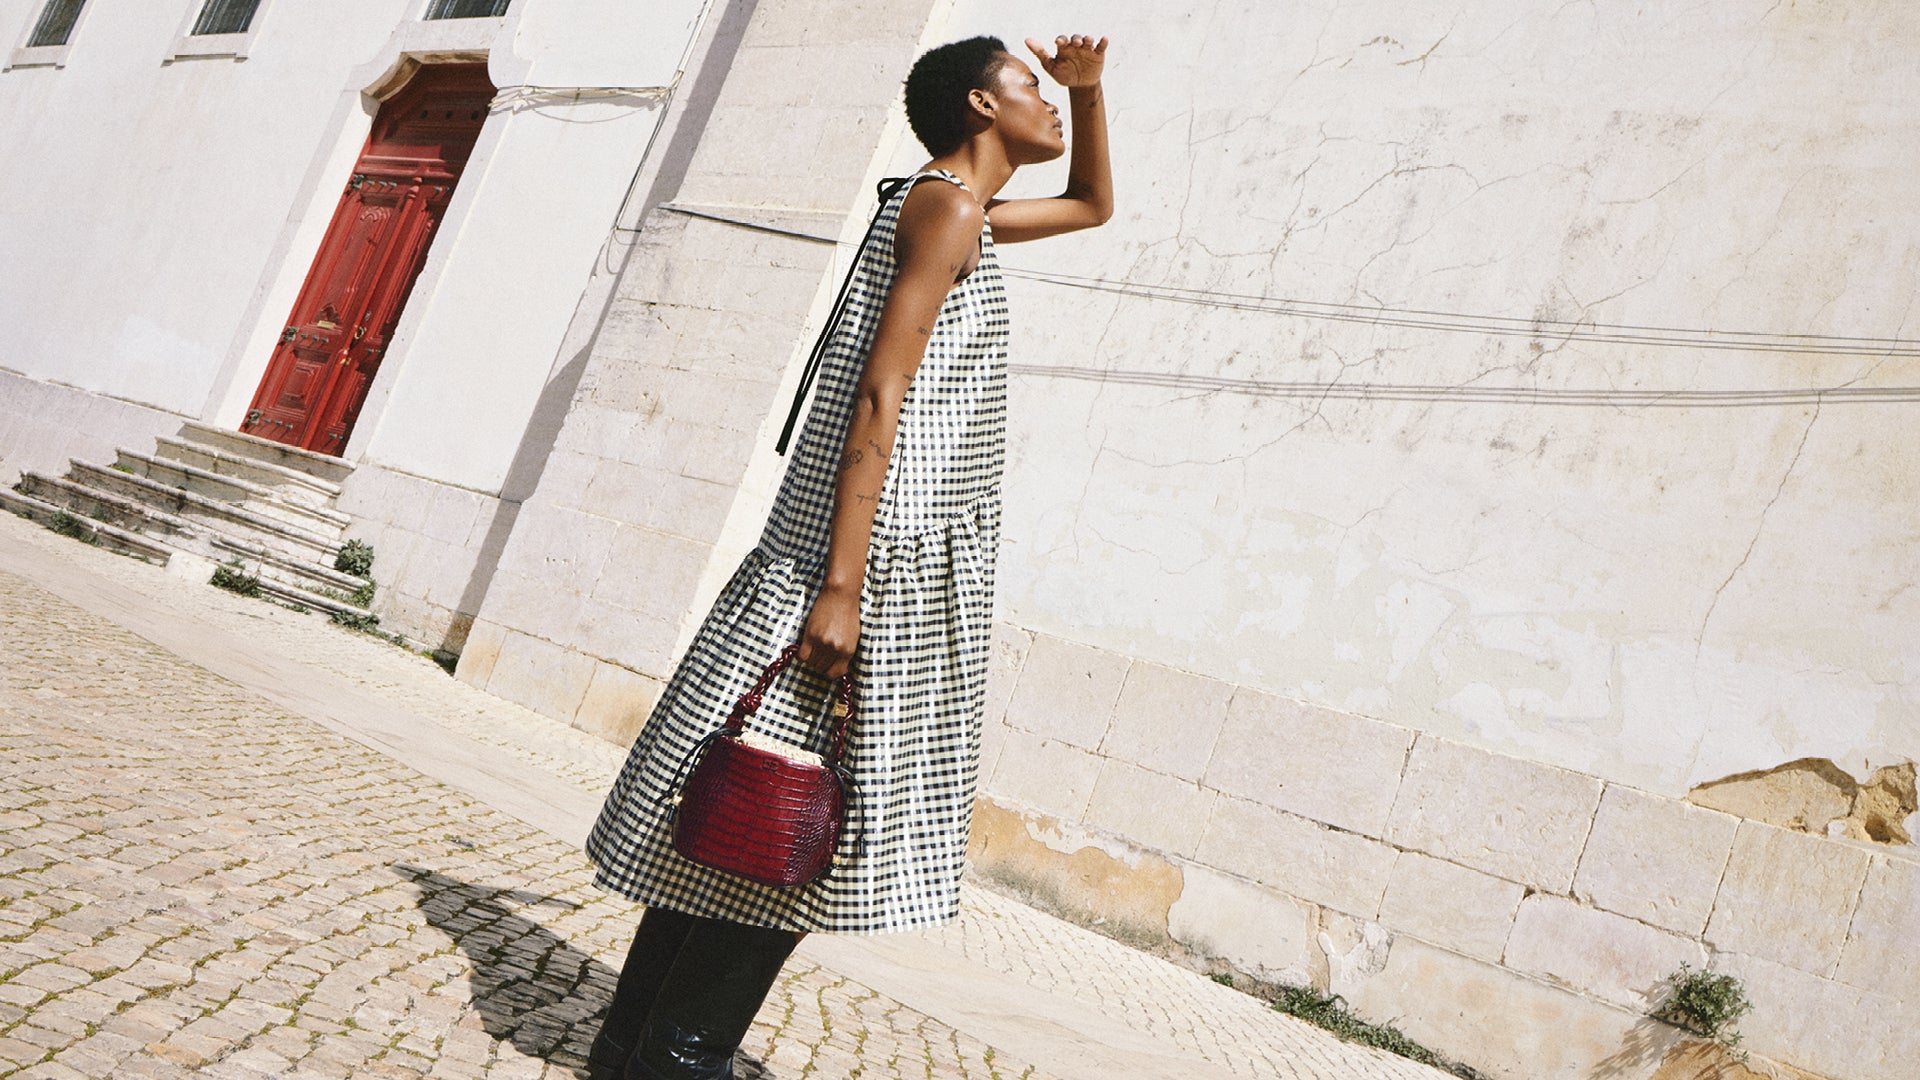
[1025,34,1108,88]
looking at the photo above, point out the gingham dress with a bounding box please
[585,170,1009,933]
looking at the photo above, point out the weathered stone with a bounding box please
[1167,865,1313,984]
[1377,852,1522,963]
[1705,822,1871,977]
[445,614,499,680]
[1688,758,1861,835]
[1194,796,1397,918]
[964,800,1184,942]
[1099,662,1232,783]
[1717,949,1920,1080]
[584,459,734,541]
[480,630,598,726]
[984,728,1104,822]
[1336,932,1683,1080]
[1839,762,1917,845]
[1001,634,1129,751]
[1206,689,1411,837]
[1833,852,1920,1000]
[1504,895,1704,1010]
[981,622,1032,728]
[1685,759,1918,847]
[420,485,488,549]
[1648,1037,1826,1080]
[571,661,664,745]
[1385,735,1603,893]
[589,524,711,634]
[1573,784,1738,937]
[1084,760,1215,858]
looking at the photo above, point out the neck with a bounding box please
[926,135,1015,203]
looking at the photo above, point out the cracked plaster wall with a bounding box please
[904,0,1920,799]
[425,3,1916,1077]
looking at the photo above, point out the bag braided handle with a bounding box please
[723,643,858,765]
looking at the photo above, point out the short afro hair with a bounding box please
[904,36,1012,157]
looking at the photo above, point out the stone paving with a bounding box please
[0,510,1451,1080]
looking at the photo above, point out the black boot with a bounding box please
[625,917,799,1080]
[587,907,699,1080]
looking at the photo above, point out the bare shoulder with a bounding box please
[896,180,985,257]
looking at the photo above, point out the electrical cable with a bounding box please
[1009,364,1920,406]
[634,208,1920,381]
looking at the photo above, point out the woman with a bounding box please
[583,32,1113,1080]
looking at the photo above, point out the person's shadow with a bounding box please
[393,864,771,1078]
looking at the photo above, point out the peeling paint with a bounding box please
[965,799,1184,943]
[1687,758,1917,845]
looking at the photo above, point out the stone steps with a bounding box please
[179,421,353,486]
[203,548,374,621]
[14,471,201,548]
[67,460,343,563]
[0,486,176,565]
[115,449,351,536]
[152,435,341,510]
[211,535,368,598]
[4,422,371,626]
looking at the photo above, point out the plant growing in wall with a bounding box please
[330,608,383,634]
[1269,986,1487,1078]
[210,558,263,598]
[1654,964,1753,1058]
[46,511,91,542]
[334,539,374,578]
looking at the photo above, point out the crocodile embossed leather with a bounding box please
[667,645,859,889]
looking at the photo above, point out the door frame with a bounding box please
[199,13,523,461]
[243,62,492,454]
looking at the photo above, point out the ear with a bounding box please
[967,87,995,121]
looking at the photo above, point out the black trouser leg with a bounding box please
[625,917,799,1080]
[587,907,699,1080]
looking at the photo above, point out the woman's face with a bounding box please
[987,56,1064,164]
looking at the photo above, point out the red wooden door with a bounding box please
[245,63,493,454]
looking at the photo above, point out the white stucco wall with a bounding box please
[888,0,1920,798]
[343,0,712,492]
[0,0,413,416]
[0,0,712,497]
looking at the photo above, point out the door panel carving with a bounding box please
[245,64,492,454]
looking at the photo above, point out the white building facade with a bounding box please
[3,2,1915,1078]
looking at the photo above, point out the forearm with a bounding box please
[1063,82,1112,221]
[819,391,900,596]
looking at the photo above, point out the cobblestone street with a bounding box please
[0,511,1451,1080]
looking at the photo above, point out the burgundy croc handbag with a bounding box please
[664,644,860,889]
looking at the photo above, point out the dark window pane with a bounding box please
[423,0,511,19]
[191,0,260,36]
[26,0,86,47]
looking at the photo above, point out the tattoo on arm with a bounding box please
[915,325,932,337]
[840,437,885,474]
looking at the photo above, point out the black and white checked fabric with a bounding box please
[585,171,1010,933]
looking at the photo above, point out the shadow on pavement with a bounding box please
[393,864,771,1078]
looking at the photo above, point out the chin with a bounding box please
[1027,140,1067,164]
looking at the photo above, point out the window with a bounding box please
[423,0,511,18]
[25,0,86,48]
[190,0,260,36]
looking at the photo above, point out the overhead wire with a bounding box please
[634,207,1920,403]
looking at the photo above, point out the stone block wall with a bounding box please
[454,0,944,737]
[0,369,189,489]
[333,464,516,657]
[969,622,1918,1080]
